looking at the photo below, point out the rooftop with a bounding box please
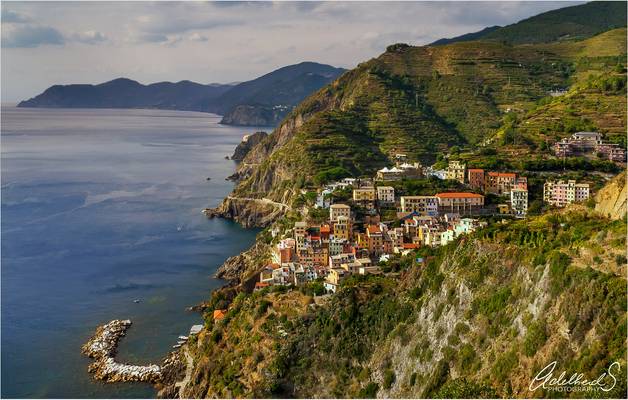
[435,192,484,199]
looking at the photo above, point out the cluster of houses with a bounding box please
[553,131,625,162]
[260,193,487,292]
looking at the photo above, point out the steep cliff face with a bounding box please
[231,131,269,161]
[220,105,289,127]
[205,196,288,228]
[595,171,627,220]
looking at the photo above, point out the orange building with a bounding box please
[467,169,485,191]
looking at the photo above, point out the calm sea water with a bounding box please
[1,107,260,398]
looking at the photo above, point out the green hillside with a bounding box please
[432,1,627,45]
[231,27,625,204]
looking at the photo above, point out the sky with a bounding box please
[1,1,581,102]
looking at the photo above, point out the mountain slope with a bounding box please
[17,78,232,111]
[431,1,627,45]
[216,62,346,126]
[224,28,625,214]
[430,26,501,46]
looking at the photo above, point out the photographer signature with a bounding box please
[529,361,621,392]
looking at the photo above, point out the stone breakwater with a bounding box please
[82,319,162,383]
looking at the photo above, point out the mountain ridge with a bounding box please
[17,62,346,126]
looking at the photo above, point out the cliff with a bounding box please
[231,131,269,161]
[220,105,289,127]
[595,171,627,220]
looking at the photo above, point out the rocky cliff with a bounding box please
[220,106,289,127]
[231,131,269,161]
[595,171,627,220]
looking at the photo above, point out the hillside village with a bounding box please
[241,129,627,295]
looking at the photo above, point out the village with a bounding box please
[249,131,615,294]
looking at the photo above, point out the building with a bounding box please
[485,172,517,195]
[510,188,528,218]
[315,189,332,209]
[446,160,466,183]
[274,238,296,264]
[424,166,447,180]
[553,131,625,162]
[543,180,590,207]
[294,221,307,251]
[333,215,351,240]
[376,166,404,181]
[435,192,484,213]
[467,169,485,191]
[329,204,351,222]
[399,196,439,216]
[352,187,376,207]
[366,225,384,255]
[377,186,395,204]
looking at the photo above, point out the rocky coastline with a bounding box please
[82,319,162,383]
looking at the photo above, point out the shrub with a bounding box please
[523,321,548,357]
[383,369,396,389]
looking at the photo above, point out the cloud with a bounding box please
[72,30,107,44]
[135,32,170,43]
[188,32,208,42]
[1,9,32,23]
[2,24,64,48]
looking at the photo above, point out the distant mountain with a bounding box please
[430,26,501,46]
[18,78,233,111]
[215,62,346,125]
[431,1,627,45]
[18,62,346,127]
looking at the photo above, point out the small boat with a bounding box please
[177,340,186,345]
[178,336,188,340]
[172,344,181,349]
[133,299,141,303]
[206,177,211,181]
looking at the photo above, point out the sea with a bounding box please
[1,106,260,398]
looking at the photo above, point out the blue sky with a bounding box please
[1,1,579,102]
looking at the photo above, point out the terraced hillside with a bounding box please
[226,28,625,210]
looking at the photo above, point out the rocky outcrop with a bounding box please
[220,105,288,127]
[231,131,269,161]
[82,319,162,383]
[595,171,626,220]
[204,196,288,228]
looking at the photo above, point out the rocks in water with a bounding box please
[82,319,162,383]
[231,131,268,161]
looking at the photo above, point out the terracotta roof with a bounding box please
[367,225,381,234]
[255,282,270,288]
[488,172,516,178]
[403,243,418,249]
[320,225,331,233]
[435,192,484,199]
[213,309,227,320]
[269,263,281,269]
[468,168,484,173]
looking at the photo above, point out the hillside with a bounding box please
[17,62,345,126]
[219,27,625,220]
[431,1,627,45]
[166,206,626,399]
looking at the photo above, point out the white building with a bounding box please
[329,204,351,222]
[510,188,528,218]
[377,186,395,204]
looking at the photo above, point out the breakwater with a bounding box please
[82,320,162,383]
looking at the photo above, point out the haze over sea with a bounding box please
[1,106,259,398]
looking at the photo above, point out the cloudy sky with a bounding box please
[1,1,580,102]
